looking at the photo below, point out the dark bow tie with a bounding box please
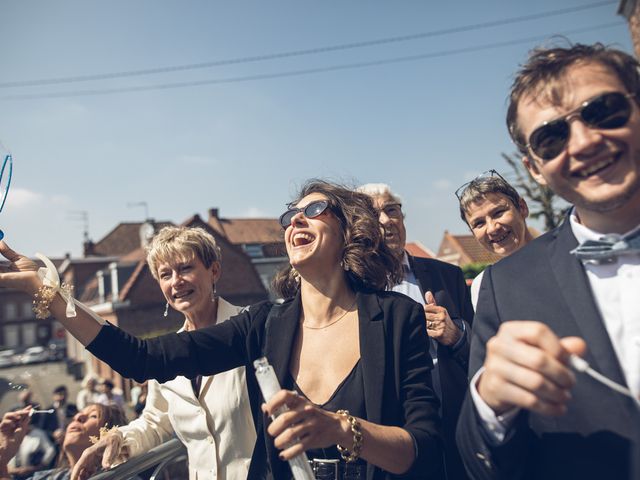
[571,230,640,264]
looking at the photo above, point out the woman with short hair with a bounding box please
[456,171,534,307]
[74,226,255,480]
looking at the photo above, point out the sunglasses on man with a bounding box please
[279,200,332,229]
[524,91,636,161]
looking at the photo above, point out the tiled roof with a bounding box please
[211,218,284,245]
[91,221,173,256]
[405,241,435,259]
[448,234,503,264]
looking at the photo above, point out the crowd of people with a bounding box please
[0,379,144,480]
[0,40,638,480]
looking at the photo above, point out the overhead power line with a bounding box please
[0,22,622,101]
[0,0,616,89]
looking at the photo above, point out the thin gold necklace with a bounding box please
[302,298,358,330]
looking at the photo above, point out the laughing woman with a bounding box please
[0,180,445,480]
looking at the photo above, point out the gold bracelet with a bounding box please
[32,285,57,319]
[336,409,363,463]
[32,282,73,319]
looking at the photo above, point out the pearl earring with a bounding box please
[163,302,169,317]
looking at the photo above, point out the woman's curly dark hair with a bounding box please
[272,179,403,298]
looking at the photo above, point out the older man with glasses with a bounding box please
[456,43,640,480]
[359,183,474,480]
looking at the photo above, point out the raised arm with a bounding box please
[0,241,103,345]
[0,408,31,479]
[0,241,256,383]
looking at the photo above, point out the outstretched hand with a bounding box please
[0,241,41,295]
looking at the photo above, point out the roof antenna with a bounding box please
[127,201,149,220]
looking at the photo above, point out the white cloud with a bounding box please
[239,206,269,217]
[50,195,73,206]
[8,188,44,208]
[433,179,452,191]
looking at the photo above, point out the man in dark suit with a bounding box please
[37,385,77,445]
[360,183,474,480]
[456,43,640,480]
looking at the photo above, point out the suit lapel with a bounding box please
[358,292,385,425]
[262,295,301,387]
[548,221,626,384]
[407,254,429,296]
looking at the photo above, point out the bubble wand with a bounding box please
[0,152,13,241]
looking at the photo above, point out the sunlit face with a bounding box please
[284,192,344,271]
[464,192,530,257]
[156,255,220,316]
[372,193,406,259]
[64,405,102,450]
[519,62,640,222]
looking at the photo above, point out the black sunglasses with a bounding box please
[279,200,331,229]
[525,91,635,161]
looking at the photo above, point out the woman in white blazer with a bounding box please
[73,226,256,480]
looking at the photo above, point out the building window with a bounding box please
[4,303,17,320]
[22,323,36,346]
[22,302,33,319]
[3,325,19,348]
[242,244,264,258]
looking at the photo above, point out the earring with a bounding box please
[211,285,216,302]
[340,259,350,272]
[163,302,169,317]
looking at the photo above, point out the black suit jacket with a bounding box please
[88,290,446,480]
[36,402,78,438]
[408,255,474,480]
[456,219,639,480]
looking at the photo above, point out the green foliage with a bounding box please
[462,262,489,280]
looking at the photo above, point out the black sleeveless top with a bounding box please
[289,359,367,462]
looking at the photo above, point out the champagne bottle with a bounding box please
[254,357,315,480]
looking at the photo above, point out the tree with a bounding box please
[501,152,568,231]
[461,262,489,280]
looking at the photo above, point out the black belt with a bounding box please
[309,458,366,479]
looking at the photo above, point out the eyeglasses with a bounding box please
[455,169,506,200]
[525,91,635,161]
[279,200,331,229]
[374,203,403,219]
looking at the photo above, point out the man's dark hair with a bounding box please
[507,42,640,155]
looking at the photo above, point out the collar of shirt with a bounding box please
[569,208,640,244]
